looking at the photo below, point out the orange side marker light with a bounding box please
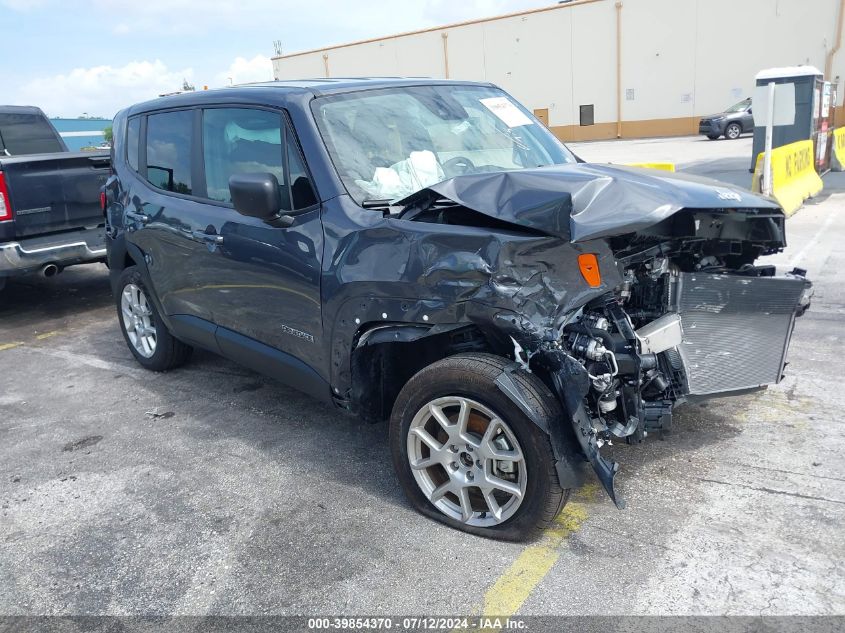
[578,253,602,288]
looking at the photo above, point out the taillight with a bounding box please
[100,190,107,212]
[0,171,12,221]
[578,253,602,288]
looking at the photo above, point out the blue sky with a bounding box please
[1,0,549,118]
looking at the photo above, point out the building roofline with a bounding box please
[271,0,605,61]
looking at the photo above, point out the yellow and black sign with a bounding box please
[751,140,823,216]
[832,127,845,172]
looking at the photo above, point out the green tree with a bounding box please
[103,125,113,144]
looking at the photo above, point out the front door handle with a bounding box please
[191,230,223,245]
[126,210,150,225]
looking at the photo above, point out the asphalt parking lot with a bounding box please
[2,135,844,618]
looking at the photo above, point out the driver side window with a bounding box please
[202,107,316,210]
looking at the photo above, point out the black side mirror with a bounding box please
[229,172,282,220]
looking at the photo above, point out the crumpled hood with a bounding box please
[399,163,782,242]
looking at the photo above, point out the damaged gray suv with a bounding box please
[104,79,810,540]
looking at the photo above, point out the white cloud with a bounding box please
[4,0,550,117]
[9,55,276,118]
[13,60,194,118]
[216,55,273,86]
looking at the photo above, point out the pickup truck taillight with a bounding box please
[0,171,12,221]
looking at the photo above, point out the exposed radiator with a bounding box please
[669,272,807,396]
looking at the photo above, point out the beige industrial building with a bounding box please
[272,0,844,141]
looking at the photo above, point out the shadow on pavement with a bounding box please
[0,263,112,332]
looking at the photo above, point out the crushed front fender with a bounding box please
[535,348,625,509]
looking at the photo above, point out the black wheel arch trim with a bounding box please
[535,349,625,508]
[330,295,536,397]
[494,362,587,491]
[110,240,179,339]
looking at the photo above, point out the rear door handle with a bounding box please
[125,211,150,225]
[191,230,223,245]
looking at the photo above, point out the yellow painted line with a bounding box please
[481,501,588,621]
[0,342,24,352]
[35,330,61,340]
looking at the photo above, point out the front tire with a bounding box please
[725,122,742,140]
[116,266,192,371]
[389,353,568,541]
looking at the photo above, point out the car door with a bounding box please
[124,108,222,332]
[742,105,754,132]
[192,106,324,372]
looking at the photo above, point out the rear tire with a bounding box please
[116,266,192,371]
[389,353,569,541]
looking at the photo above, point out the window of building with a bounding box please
[579,104,595,127]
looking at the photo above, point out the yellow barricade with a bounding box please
[625,162,676,171]
[832,127,845,172]
[751,139,823,217]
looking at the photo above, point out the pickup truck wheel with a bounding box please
[725,122,742,140]
[116,266,192,371]
[390,353,568,541]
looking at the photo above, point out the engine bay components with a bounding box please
[544,245,810,506]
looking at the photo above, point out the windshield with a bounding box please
[312,84,577,205]
[725,99,750,113]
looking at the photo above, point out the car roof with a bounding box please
[243,77,494,93]
[0,105,47,116]
[124,77,496,115]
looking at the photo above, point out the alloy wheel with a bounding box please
[121,283,157,358]
[407,396,527,527]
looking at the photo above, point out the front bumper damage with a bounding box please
[497,268,810,508]
[538,273,811,508]
[386,164,811,508]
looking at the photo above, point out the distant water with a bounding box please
[50,118,111,151]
